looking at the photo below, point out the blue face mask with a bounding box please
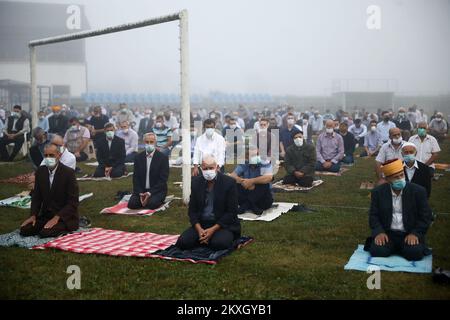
[418,128,427,137]
[249,155,261,165]
[403,154,416,163]
[145,144,155,153]
[391,178,406,190]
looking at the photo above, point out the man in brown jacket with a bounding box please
[20,143,79,238]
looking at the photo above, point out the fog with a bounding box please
[11,0,450,96]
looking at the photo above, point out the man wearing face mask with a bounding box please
[37,110,49,132]
[116,121,138,163]
[128,132,169,210]
[29,127,53,169]
[315,120,344,173]
[192,119,226,176]
[39,135,76,170]
[375,128,404,184]
[376,111,397,144]
[48,105,69,137]
[408,122,441,175]
[280,113,301,159]
[282,128,316,187]
[348,119,367,146]
[297,114,313,145]
[93,123,126,178]
[116,103,135,128]
[310,111,324,135]
[229,145,274,215]
[367,159,432,261]
[63,118,90,163]
[223,117,244,164]
[87,105,109,148]
[360,120,382,158]
[176,154,241,251]
[394,107,413,140]
[428,112,447,143]
[20,143,79,238]
[401,143,431,198]
[138,109,154,138]
[0,105,30,162]
[338,122,356,164]
[151,115,173,156]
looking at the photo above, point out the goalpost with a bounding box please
[29,10,192,204]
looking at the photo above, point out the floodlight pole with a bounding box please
[29,11,192,204]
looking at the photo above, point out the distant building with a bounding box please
[0,1,90,109]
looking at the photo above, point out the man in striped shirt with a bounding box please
[151,115,173,156]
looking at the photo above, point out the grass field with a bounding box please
[1,141,450,300]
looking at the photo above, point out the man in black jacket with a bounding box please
[138,110,154,138]
[128,132,169,210]
[402,142,432,198]
[0,105,30,161]
[48,105,69,137]
[93,123,126,178]
[20,143,79,238]
[368,158,432,261]
[176,154,241,251]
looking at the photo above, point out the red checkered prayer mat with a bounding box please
[33,228,179,257]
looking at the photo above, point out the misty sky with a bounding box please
[10,0,450,96]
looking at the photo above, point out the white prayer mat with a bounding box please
[272,179,324,192]
[238,202,296,222]
[77,172,133,181]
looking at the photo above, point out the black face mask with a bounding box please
[384,117,390,121]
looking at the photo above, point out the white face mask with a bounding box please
[202,169,217,181]
[205,128,215,137]
[371,126,377,132]
[122,129,129,134]
[287,119,295,126]
[392,137,403,145]
[326,128,334,134]
[155,122,163,128]
[294,137,304,147]
[44,157,57,168]
[230,124,237,130]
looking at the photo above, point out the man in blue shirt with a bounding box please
[229,145,274,215]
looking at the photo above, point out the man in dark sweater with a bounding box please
[338,122,356,164]
[282,127,316,187]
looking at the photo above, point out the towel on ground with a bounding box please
[85,162,134,167]
[0,193,94,209]
[344,245,432,273]
[0,172,35,185]
[238,202,296,221]
[33,228,179,257]
[0,215,91,249]
[150,236,254,265]
[100,195,177,216]
[314,168,349,176]
[272,179,323,192]
[77,172,133,181]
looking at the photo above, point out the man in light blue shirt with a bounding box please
[377,111,397,143]
[229,145,273,215]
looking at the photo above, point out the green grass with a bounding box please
[1,141,450,300]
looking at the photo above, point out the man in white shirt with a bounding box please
[64,117,91,162]
[192,119,226,176]
[41,135,76,170]
[375,128,404,184]
[0,105,30,162]
[377,111,397,143]
[409,121,441,175]
[368,158,432,261]
[348,118,367,146]
[115,121,139,163]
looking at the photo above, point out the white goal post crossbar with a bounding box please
[29,10,191,204]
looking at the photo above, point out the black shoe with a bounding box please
[433,267,450,284]
[251,206,264,215]
[290,203,316,213]
[238,202,250,215]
